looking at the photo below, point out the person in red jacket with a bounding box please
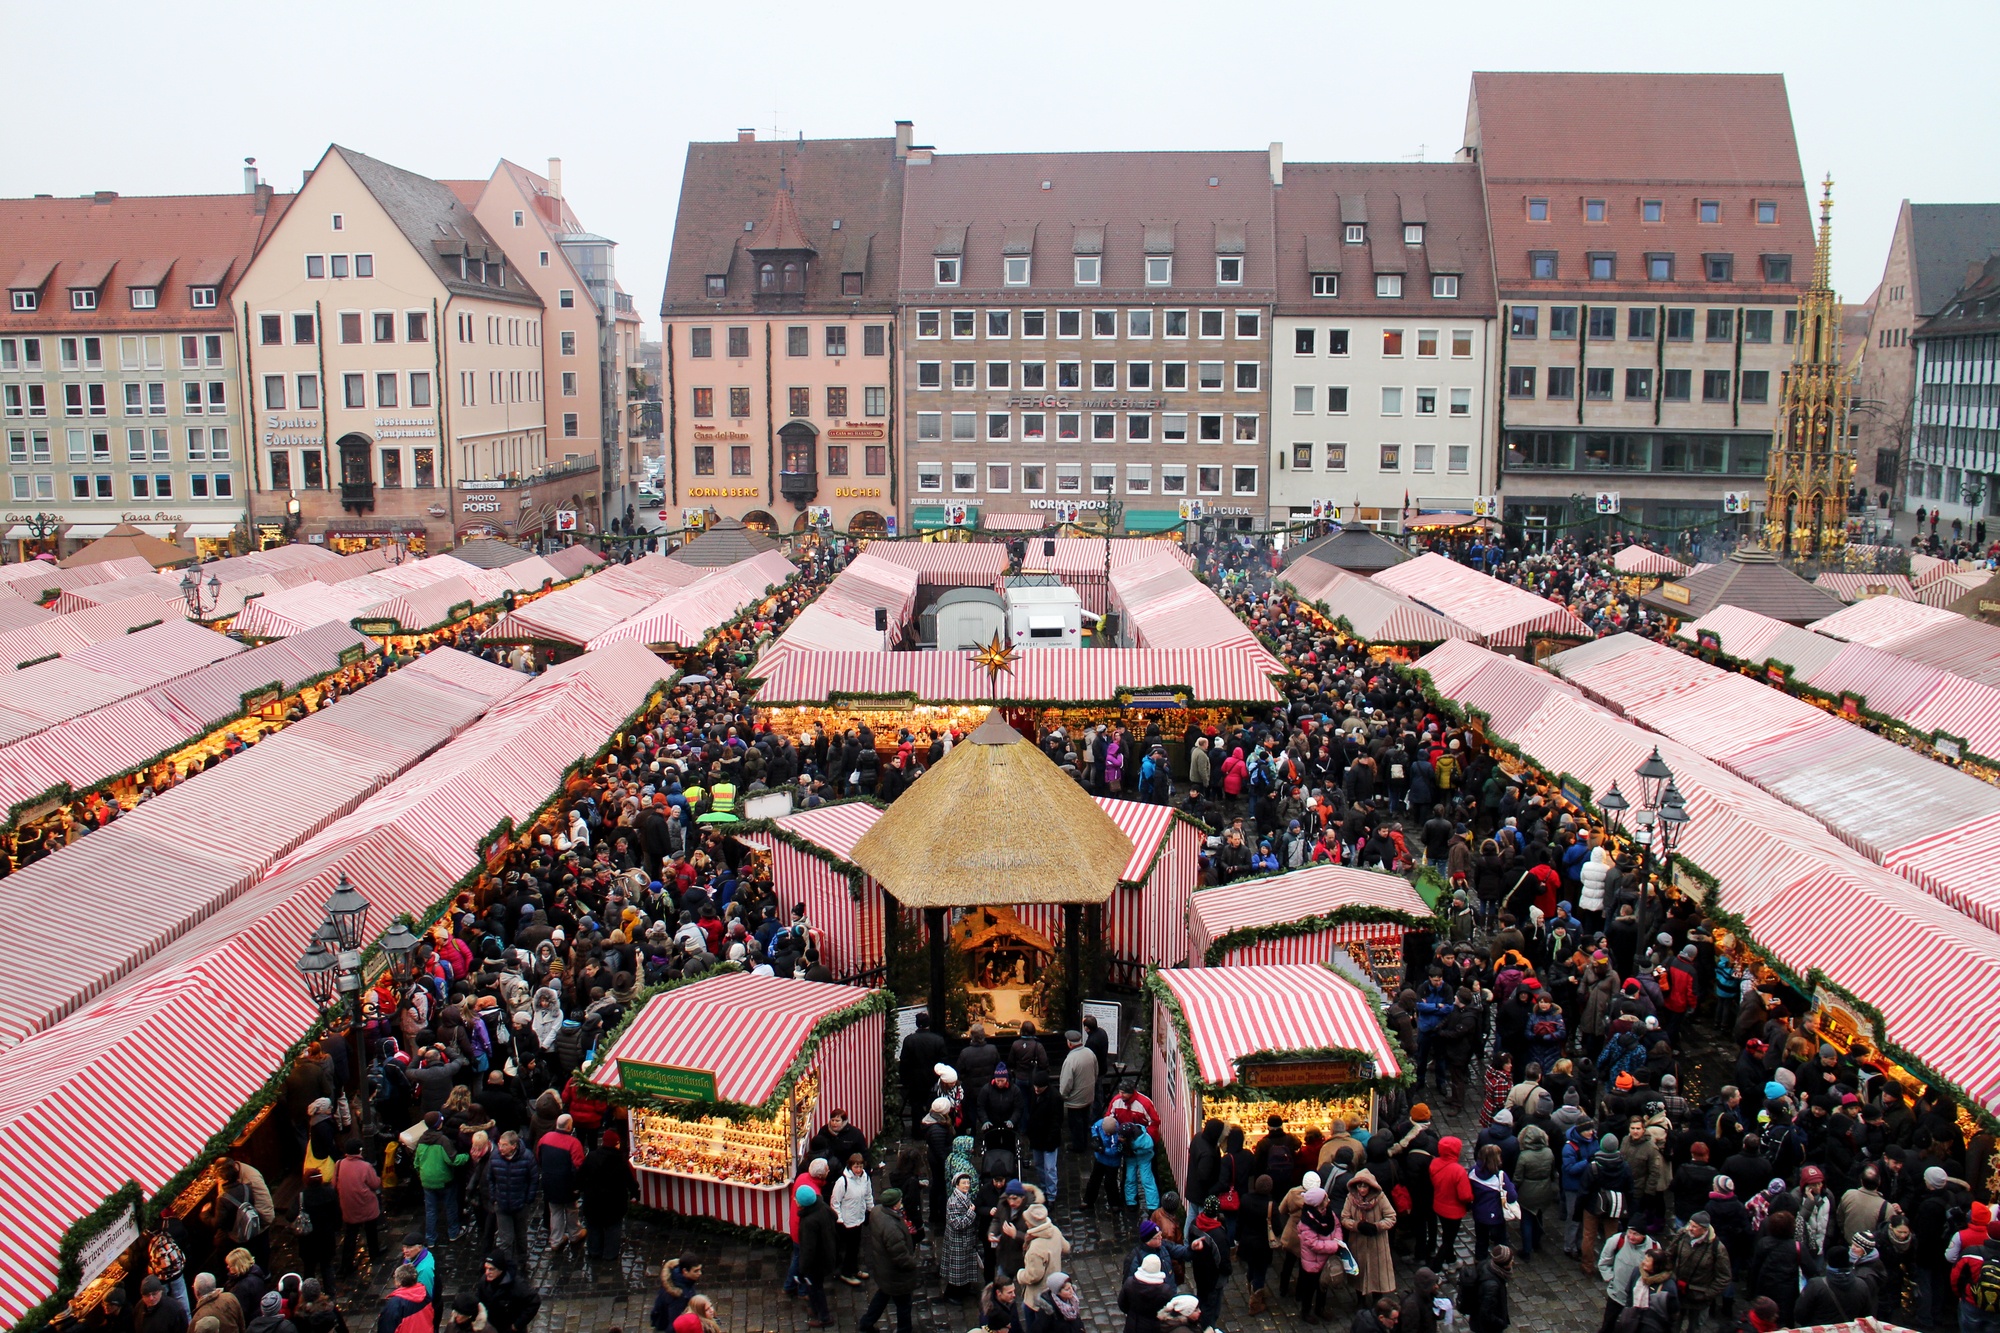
[1429,1135,1474,1268]
[1661,946,1700,1047]
[376,1265,431,1333]
[562,1074,611,1145]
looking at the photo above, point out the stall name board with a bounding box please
[1766,664,1788,686]
[834,487,882,498]
[692,429,750,443]
[622,1061,720,1102]
[375,416,437,439]
[353,619,400,637]
[77,1203,140,1287]
[1660,583,1691,605]
[1241,1060,1361,1089]
[689,487,759,498]
[828,423,885,440]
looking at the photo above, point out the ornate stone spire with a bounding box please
[1764,173,1855,560]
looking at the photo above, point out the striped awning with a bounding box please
[588,554,798,652]
[590,972,876,1104]
[1410,638,1583,735]
[860,542,1007,587]
[747,645,1285,706]
[1611,545,1690,576]
[1811,572,1915,603]
[1020,537,1193,575]
[1110,555,1283,665]
[1098,795,1179,884]
[1188,865,1432,960]
[981,514,1048,532]
[1155,963,1402,1086]
[1372,553,1592,647]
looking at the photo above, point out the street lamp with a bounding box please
[296,936,338,1004]
[1598,781,1628,836]
[1635,747,1673,810]
[378,918,421,977]
[179,569,222,618]
[323,875,370,951]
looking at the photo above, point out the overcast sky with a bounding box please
[8,0,1995,337]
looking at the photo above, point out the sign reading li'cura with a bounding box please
[621,1061,719,1102]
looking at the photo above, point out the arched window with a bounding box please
[759,263,776,291]
[782,262,802,292]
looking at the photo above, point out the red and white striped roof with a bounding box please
[748,645,1284,706]
[1188,866,1432,960]
[0,593,190,672]
[0,617,243,743]
[1811,572,1915,603]
[486,554,709,645]
[1155,963,1402,1085]
[1109,556,1282,665]
[0,555,156,598]
[764,553,919,655]
[591,972,876,1103]
[1427,639,2000,1119]
[0,648,523,1051]
[1096,796,1183,883]
[766,801,884,862]
[861,542,1008,587]
[1372,553,1592,647]
[981,514,1047,532]
[588,552,797,652]
[1811,596,2000,688]
[1611,545,1690,576]
[1411,638,1583,735]
[1020,537,1193,574]
[1283,563,1477,646]
[1919,570,1990,608]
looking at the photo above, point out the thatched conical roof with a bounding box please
[849,709,1133,907]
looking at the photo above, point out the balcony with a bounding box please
[340,481,375,513]
[779,469,819,507]
[455,457,601,491]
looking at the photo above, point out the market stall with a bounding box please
[584,972,888,1232]
[1281,563,1477,659]
[483,554,710,651]
[586,552,797,655]
[1146,961,1406,1184]
[1372,552,1592,652]
[1811,572,1916,604]
[730,802,890,983]
[1187,864,1436,980]
[1610,544,1691,579]
[1811,595,2000,688]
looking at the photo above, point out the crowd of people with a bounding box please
[93,526,2000,1333]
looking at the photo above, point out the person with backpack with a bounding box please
[1252,1116,1301,1198]
[1952,1218,2000,1332]
[1458,1245,1513,1333]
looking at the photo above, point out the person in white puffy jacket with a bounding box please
[1577,846,1612,933]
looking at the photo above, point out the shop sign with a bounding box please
[1936,735,1963,760]
[621,1060,719,1102]
[828,423,886,441]
[1242,1059,1362,1089]
[122,510,183,523]
[460,480,507,491]
[688,487,759,498]
[265,416,322,448]
[1696,632,1721,652]
[376,416,436,439]
[692,429,750,443]
[555,510,577,532]
[1765,664,1788,687]
[1980,600,2000,615]
[1812,991,1871,1053]
[834,488,882,498]
[1206,506,1254,516]
[337,645,366,666]
[353,619,400,637]
[1839,694,1862,720]
[78,1203,140,1287]
[461,498,504,513]
[240,685,282,712]
[1660,583,1691,605]
[1005,395,1164,410]
[1028,498,1110,510]
[1559,778,1586,809]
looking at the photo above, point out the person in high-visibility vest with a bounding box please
[697,780,738,824]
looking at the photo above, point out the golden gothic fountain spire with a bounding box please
[1763,173,1856,560]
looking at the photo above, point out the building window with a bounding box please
[935,258,960,285]
[376,372,397,408]
[827,386,848,418]
[1699,201,1721,224]
[1705,309,1734,341]
[1074,257,1100,285]
[1739,370,1770,403]
[1404,223,1425,245]
[1509,307,1538,338]
[1198,413,1224,442]
[1235,310,1259,338]
[1413,444,1436,473]
[1056,310,1082,339]
[337,311,362,344]
[951,462,978,493]
[787,326,809,357]
[1647,254,1674,283]
[1449,388,1470,417]
[728,386,751,416]
[1162,413,1188,443]
[1146,256,1172,285]
[788,387,812,417]
[980,310,1008,339]
[1088,309,1115,338]
[691,388,714,418]
[1585,367,1614,400]
[1432,274,1459,299]
[1662,369,1692,401]
[986,413,1011,442]
[1625,368,1654,401]
[730,444,752,475]
[1017,462,1044,492]
[1587,307,1617,340]
[1381,387,1404,415]
[1527,198,1548,221]
[1448,444,1469,474]
[1328,386,1349,413]
[1197,362,1224,391]
[1233,414,1258,443]
[1311,273,1339,297]
[1507,366,1537,399]
[1584,199,1607,223]
[560,371,577,396]
[1662,308,1694,341]
[1757,201,1778,225]
[1415,387,1437,416]
[917,361,941,390]
[953,362,977,389]
[1761,255,1792,283]
[1642,200,1664,224]
[269,449,291,489]
[1163,309,1189,338]
[951,411,977,441]
[1003,257,1031,286]
[1379,444,1400,472]
[1628,308,1657,339]
[129,287,156,310]
[298,374,319,410]
[1549,306,1578,340]
[1375,273,1403,298]
[1742,310,1772,343]
[1199,309,1224,338]
[1232,465,1257,495]
[825,325,849,356]
[950,310,975,339]
[1345,224,1366,244]
[1702,369,1732,402]
[1705,254,1734,283]
[1217,257,1243,284]
[1090,463,1115,493]
[1056,464,1082,492]
[1235,362,1259,390]
[343,373,365,409]
[1588,253,1615,281]
[1292,385,1315,415]
[1382,329,1404,356]
[1530,252,1557,280]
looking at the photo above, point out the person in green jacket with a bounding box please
[415,1112,469,1246]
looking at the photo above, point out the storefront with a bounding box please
[584,972,889,1234]
[323,520,432,557]
[1147,961,1407,1185]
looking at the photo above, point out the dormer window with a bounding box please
[706,275,726,297]
[190,286,217,308]
[1073,256,1099,285]
[1216,256,1243,284]
[761,263,777,291]
[841,273,863,296]
[1404,224,1424,245]
[935,257,960,286]
[1432,274,1460,299]
[1311,274,1338,297]
[1004,256,1031,286]
[781,261,802,292]
[1375,273,1403,298]
[1146,256,1172,285]
[130,287,157,310]
[12,291,36,312]
[71,289,97,311]
[1345,224,1365,244]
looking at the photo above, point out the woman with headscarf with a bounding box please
[941,1172,984,1304]
[1340,1169,1399,1302]
[1293,1185,1345,1322]
[530,986,564,1054]
[1030,1272,1081,1333]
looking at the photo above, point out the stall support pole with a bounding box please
[1063,903,1083,1029]
[926,907,948,1034]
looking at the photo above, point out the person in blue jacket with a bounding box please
[1413,971,1456,1092]
[1121,1121,1160,1212]
[1084,1114,1123,1210]
[1560,1125,1599,1258]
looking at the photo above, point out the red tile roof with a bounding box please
[1467,72,1814,300]
[0,189,291,333]
[1274,161,1496,315]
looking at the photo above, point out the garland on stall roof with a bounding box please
[1142,965,1411,1104]
[10,1181,149,1333]
[574,983,894,1123]
[1199,899,1437,966]
[728,795,888,904]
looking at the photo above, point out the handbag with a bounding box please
[294,1197,314,1236]
[1217,1185,1241,1212]
[1502,1196,1522,1223]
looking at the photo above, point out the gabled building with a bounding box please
[1854,201,2000,507]
[1269,159,1497,529]
[0,177,289,560]
[1464,72,1814,538]
[452,159,645,534]
[898,145,1278,532]
[232,146,587,553]
[660,127,908,535]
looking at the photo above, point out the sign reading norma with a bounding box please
[620,1061,720,1102]
[1240,1059,1363,1089]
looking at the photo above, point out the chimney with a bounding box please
[547,157,562,201]
[243,157,259,193]
[254,182,273,217]
[895,120,914,159]
[737,128,756,143]
[1268,141,1284,187]
[92,190,118,204]
[907,146,933,166]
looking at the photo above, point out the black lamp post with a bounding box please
[296,936,338,1004]
[1598,781,1628,836]
[324,876,370,951]
[179,569,222,618]
[378,919,421,979]
[1630,750,1689,960]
